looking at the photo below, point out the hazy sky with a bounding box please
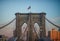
[0,0,60,38]
[0,0,60,24]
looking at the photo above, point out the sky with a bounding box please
[0,0,60,38]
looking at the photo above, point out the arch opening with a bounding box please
[34,23,40,37]
[21,23,27,33]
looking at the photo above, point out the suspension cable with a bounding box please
[45,18,60,28]
[15,27,28,41]
[33,27,40,39]
[19,26,28,39]
[21,26,40,40]
[0,18,16,29]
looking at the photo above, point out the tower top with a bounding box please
[40,12,46,15]
[15,12,46,15]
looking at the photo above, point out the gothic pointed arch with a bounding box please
[14,12,46,41]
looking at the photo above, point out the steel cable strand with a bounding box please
[0,18,16,29]
[33,27,40,39]
[45,18,60,28]
[19,26,28,39]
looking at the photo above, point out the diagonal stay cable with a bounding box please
[33,27,40,39]
[0,18,16,29]
[45,18,60,28]
[19,26,28,39]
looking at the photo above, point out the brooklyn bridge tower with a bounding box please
[14,12,46,41]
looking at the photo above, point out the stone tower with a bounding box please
[14,12,46,41]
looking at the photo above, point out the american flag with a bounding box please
[27,6,31,10]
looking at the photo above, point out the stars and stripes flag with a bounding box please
[27,6,31,10]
